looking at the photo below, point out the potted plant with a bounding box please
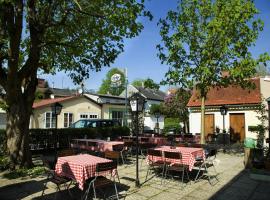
[215,126,220,134]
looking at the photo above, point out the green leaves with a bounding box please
[98,68,126,96]
[158,0,269,95]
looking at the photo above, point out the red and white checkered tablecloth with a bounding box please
[55,154,113,190]
[147,146,205,171]
[71,139,124,152]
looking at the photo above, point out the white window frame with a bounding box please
[64,112,74,128]
[79,113,99,119]
[44,112,56,128]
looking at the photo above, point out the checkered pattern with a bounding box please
[55,154,113,190]
[148,137,168,146]
[147,146,205,171]
[71,139,124,152]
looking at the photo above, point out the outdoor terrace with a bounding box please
[0,149,269,200]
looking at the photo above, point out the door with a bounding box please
[204,114,215,137]
[230,113,245,142]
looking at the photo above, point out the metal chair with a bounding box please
[41,156,72,199]
[163,151,189,186]
[145,149,165,182]
[112,144,125,164]
[83,161,119,200]
[194,148,219,185]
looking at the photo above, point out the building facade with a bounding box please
[187,77,270,142]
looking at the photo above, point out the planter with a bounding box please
[250,169,270,182]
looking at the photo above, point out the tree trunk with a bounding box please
[200,95,206,144]
[6,101,33,169]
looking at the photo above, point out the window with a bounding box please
[111,111,123,125]
[79,113,98,119]
[45,112,56,128]
[64,113,73,128]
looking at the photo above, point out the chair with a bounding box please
[112,144,125,164]
[83,161,119,200]
[105,151,121,165]
[163,151,189,186]
[123,140,134,156]
[145,149,165,182]
[189,143,203,148]
[194,148,219,185]
[57,148,75,157]
[141,137,150,143]
[41,156,72,199]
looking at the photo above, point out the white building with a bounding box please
[120,85,166,132]
[187,77,270,142]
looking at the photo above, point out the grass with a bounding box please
[2,166,46,179]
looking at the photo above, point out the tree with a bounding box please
[132,78,160,90]
[157,0,269,144]
[162,89,191,133]
[98,68,126,96]
[0,0,151,169]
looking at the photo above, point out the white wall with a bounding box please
[144,115,164,130]
[189,109,261,139]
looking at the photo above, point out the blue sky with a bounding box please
[42,0,270,92]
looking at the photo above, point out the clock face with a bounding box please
[111,74,121,83]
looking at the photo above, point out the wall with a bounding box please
[31,97,101,128]
[189,109,261,139]
[102,104,126,119]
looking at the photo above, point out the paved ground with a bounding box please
[0,151,270,200]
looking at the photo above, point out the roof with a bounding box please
[89,93,126,100]
[46,88,78,97]
[135,87,166,101]
[32,96,78,109]
[187,78,261,107]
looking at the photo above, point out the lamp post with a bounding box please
[220,105,228,132]
[266,98,270,148]
[220,105,228,144]
[129,93,145,187]
[154,112,160,134]
[51,102,63,149]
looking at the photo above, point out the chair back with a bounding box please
[78,141,87,146]
[164,151,182,160]
[105,151,120,159]
[57,149,75,157]
[140,142,156,150]
[141,137,150,143]
[124,141,133,147]
[147,149,162,157]
[207,149,217,158]
[189,143,202,148]
[112,144,124,152]
[96,161,117,173]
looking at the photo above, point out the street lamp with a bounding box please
[220,105,228,144]
[129,92,145,187]
[51,102,63,149]
[154,111,160,134]
[220,105,228,132]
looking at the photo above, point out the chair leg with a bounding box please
[41,181,48,196]
[93,182,97,199]
[114,181,119,200]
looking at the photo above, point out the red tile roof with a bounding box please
[187,78,261,107]
[33,96,77,109]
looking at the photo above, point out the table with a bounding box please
[149,146,205,171]
[71,139,124,152]
[55,154,113,190]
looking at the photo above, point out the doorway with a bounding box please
[229,113,245,142]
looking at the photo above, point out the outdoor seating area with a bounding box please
[2,144,268,200]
